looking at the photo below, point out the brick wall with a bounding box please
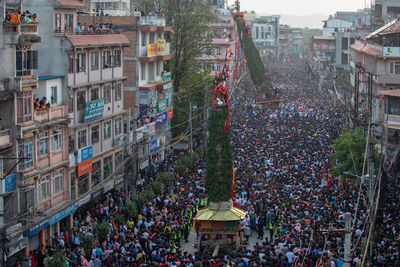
[124,90,136,116]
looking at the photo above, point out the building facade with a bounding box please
[310,36,336,74]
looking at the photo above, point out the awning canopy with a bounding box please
[365,18,399,39]
[380,89,400,97]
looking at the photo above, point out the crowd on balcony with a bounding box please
[133,8,165,17]
[34,97,52,111]
[5,10,37,23]
[75,23,120,35]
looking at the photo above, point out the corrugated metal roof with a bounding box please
[380,89,400,97]
[56,0,86,8]
[66,34,130,47]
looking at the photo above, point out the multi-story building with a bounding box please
[310,36,336,74]
[371,0,400,29]
[20,0,130,256]
[198,8,237,78]
[250,15,280,57]
[350,19,400,160]
[84,0,131,16]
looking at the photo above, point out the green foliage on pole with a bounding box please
[123,200,138,220]
[206,108,233,203]
[44,251,67,267]
[95,223,110,243]
[237,19,274,93]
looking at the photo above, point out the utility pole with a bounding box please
[344,212,352,267]
[125,108,131,201]
[354,71,359,128]
[189,99,193,157]
[203,79,209,155]
[367,72,375,258]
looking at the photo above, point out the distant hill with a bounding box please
[279,14,327,29]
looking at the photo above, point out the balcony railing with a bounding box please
[4,22,38,34]
[35,105,67,124]
[0,128,12,147]
[140,16,166,27]
[385,113,400,126]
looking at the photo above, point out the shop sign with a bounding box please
[77,145,93,164]
[147,43,157,56]
[155,112,167,126]
[83,99,105,122]
[114,177,124,186]
[140,160,149,170]
[162,72,171,83]
[3,174,16,193]
[149,122,156,134]
[136,129,144,141]
[149,139,158,154]
[158,136,165,146]
[91,189,103,200]
[77,158,93,177]
[29,220,49,236]
[157,99,167,113]
[163,81,173,90]
[103,180,114,193]
[49,204,76,225]
[157,39,166,55]
[77,194,91,208]
[167,108,173,120]
[383,47,400,57]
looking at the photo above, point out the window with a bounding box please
[69,95,74,113]
[91,125,99,144]
[52,130,62,152]
[77,91,86,111]
[18,139,33,170]
[150,32,155,44]
[114,50,121,67]
[91,161,101,188]
[388,96,400,115]
[78,130,87,149]
[38,132,49,158]
[64,14,73,31]
[78,173,89,197]
[115,83,122,101]
[53,170,64,194]
[91,52,99,70]
[68,134,75,153]
[104,85,111,104]
[103,155,113,178]
[17,92,32,123]
[90,88,99,101]
[16,46,38,77]
[70,171,76,201]
[51,86,58,105]
[104,121,111,139]
[39,176,50,201]
[141,32,146,47]
[115,150,123,168]
[140,63,146,81]
[76,53,86,72]
[68,54,74,73]
[390,61,400,75]
[55,13,62,33]
[115,118,122,136]
[103,50,112,68]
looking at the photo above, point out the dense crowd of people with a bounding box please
[27,59,400,267]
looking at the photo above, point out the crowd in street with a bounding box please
[27,59,400,267]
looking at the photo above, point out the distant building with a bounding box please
[310,36,336,73]
[371,0,400,29]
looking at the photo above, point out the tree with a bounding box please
[44,251,67,267]
[330,127,379,178]
[163,0,213,92]
[123,200,138,220]
[94,223,110,243]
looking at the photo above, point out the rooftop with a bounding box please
[66,34,130,47]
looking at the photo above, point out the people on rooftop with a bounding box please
[6,9,37,23]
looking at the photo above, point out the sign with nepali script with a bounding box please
[147,43,157,56]
[83,99,104,122]
[157,39,166,55]
[383,47,400,57]
[49,204,76,225]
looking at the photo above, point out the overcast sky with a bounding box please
[227,0,366,16]
[226,0,367,28]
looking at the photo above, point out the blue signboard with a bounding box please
[78,146,93,163]
[155,112,167,126]
[83,99,105,122]
[49,204,76,225]
[149,139,158,154]
[4,174,16,193]
[29,220,49,236]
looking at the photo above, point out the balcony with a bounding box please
[313,44,335,50]
[34,105,69,126]
[0,128,12,148]
[384,113,400,129]
[140,16,166,27]
[3,22,41,44]
[374,74,400,85]
[14,75,38,92]
[139,42,172,62]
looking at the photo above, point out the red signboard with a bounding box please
[77,158,93,177]
[167,108,173,120]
